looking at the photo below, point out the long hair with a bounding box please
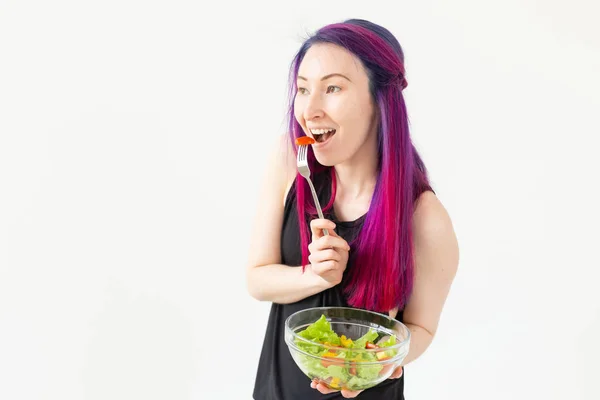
[286,19,432,313]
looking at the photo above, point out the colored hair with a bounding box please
[286,19,432,313]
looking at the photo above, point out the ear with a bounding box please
[388,307,399,319]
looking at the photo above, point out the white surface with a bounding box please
[1,1,599,399]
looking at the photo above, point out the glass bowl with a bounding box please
[284,306,410,391]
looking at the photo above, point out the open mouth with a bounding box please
[312,129,336,143]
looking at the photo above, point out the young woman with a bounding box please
[247,18,459,399]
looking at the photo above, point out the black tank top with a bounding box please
[252,171,405,399]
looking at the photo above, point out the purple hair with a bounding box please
[286,19,432,313]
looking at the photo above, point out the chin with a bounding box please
[313,153,339,167]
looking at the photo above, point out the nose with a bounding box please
[303,92,325,122]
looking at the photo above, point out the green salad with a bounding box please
[293,314,399,391]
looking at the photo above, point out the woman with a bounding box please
[246,18,459,399]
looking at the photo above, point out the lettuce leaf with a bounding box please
[346,375,373,389]
[326,365,351,381]
[379,335,397,347]
[378,334,399,358]
[356,362,382,380]
[297,314,341,347]
[296,353,328,378]
[352,329,378,349]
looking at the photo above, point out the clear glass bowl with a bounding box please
[284,306,410,391]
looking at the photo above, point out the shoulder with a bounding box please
[263,134,297,201]
[412,191,459,272]
[413,191,453,237]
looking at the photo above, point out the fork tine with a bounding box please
[298,144,305,163]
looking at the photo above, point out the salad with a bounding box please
[292,314,400,391]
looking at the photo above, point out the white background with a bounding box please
[1,1,599,399]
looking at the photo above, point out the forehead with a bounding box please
[297,43,366,80]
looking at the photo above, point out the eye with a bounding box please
[326,85,341,94]
[297,87,308,95]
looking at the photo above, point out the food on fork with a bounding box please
[296,136,316,146]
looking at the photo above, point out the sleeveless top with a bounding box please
[252,172,406,400]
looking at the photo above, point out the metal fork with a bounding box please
[297,144,330,236]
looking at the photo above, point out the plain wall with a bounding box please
[1,1,599,399]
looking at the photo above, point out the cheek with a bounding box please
[351,98,375,129]
[293,97,305,125]
[333,98,366,129]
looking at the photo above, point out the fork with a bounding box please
[296,144,330,236]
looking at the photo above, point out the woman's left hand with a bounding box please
[310,379,362,399]
[310,366,403,398]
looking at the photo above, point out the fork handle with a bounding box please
[305,178,330,236]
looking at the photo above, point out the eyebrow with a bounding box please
[297,73,352,82]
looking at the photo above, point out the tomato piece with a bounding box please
[295,136,315,146]
[320,353,344,368]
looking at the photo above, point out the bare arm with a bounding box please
[394,191,459,366]
[248,264,330,304]
[245,135,331,304]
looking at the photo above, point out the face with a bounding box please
[294,43,378,166]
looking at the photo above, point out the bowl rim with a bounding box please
[284,306,411,355]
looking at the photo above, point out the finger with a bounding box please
[324,227,342,238]
[310,219,336,240]
[308,249,341,264]
[390,366,404,379]
[341,389,363,398]
[315,382,338,394]
[315,235,350,252]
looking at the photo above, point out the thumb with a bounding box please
[326,227,341,238]
[329,230,350,252]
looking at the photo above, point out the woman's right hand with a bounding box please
[308,218,351,288]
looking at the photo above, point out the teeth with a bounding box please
[310,128,336,135]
